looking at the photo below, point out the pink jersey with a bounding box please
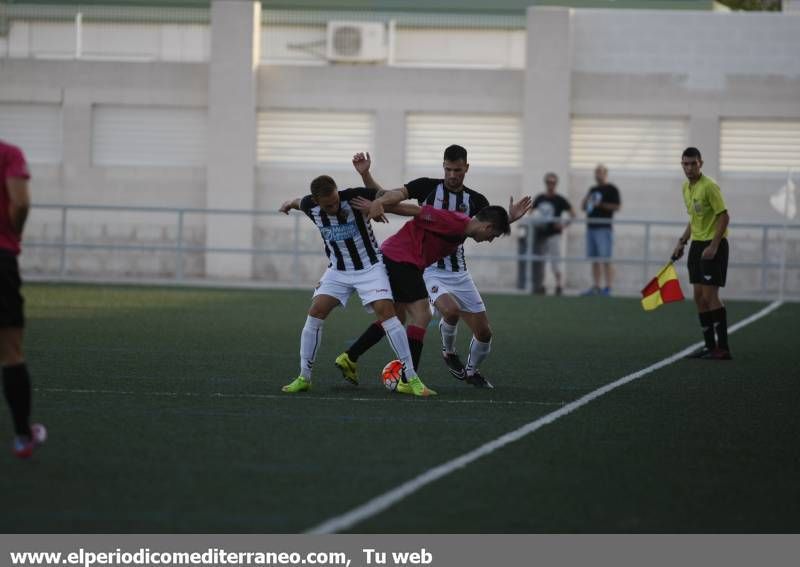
[380,205,470,269]
[0,141,30,255]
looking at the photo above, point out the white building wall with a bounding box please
[1,3,798,296]
[573,10,799,90]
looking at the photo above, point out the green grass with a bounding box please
[1,283,798,533]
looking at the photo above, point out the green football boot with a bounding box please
[396,376,436,397]
[282,376,311,393]
[334,352,359,385]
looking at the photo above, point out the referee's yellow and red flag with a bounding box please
[641,262,685,311]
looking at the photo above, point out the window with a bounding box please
[721,119,800,174]
[257,111,373,165]
[92,105,207,166]
[406,113,521,168]
[0,103,62,164]
[571,117,688,171]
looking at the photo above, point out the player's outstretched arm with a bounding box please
[384,202,421,217]
[352,152,385,191]
[366,187,410,221]
[351,196,420,219]
[279,197,302,214]
[508,195,533,224]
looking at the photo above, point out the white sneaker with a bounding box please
[12,423,46,459]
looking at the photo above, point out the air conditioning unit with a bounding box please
[326,21,387,63]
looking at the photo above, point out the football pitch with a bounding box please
[2,283,799,533]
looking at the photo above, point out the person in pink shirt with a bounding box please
[0,140,46,459]
[350,191,514,394]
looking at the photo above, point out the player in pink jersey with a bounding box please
[0,140,46,459]
[349,192,515,394]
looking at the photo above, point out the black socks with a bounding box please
[3,363,31,437]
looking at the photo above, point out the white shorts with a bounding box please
[313,262,394,311]
[423,266,485,314]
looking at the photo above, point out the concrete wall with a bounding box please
[1,2,798,297]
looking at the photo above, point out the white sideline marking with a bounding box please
[306,300,783,534]
[35,387,564,407]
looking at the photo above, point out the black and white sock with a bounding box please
[465,337,491,376]
[439,319,458,354]
[299,316,324,380]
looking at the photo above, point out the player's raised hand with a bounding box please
[508,195,533,223]
[352,152,371,175]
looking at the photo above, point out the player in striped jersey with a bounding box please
[335,148,531,390]
[279,174,436,397]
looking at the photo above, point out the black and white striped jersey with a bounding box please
[300,187,382,272]
[405,178,490,272]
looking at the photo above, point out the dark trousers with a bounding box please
[517,232,544,292]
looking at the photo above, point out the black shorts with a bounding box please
[0,252,24,328]
[688,238,729,287]
[383,256,428,304]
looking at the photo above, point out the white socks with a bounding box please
[299,315,324,380]
[466,337,491,376]
[439,319,458,354]
[381,316,418,379]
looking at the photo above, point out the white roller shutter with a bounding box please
[720,119,800,173]
[571,117,687,171]
[0,104,62,164]
[92,105,207,166]
[406,113,521,168]
[257,111,373,164]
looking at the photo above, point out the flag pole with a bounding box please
[655,260,673,279]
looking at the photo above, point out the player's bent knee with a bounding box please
[371,299,396,321]
[441,308,459,323]
[414,309,432,328]
[307,305,332,319]
[474,328,492,343]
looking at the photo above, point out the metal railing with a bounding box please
[515,216,800,296]
[21,203,800,299]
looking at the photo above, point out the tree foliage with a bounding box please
[717,0,781,10]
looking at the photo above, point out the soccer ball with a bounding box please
[381,359,405,391]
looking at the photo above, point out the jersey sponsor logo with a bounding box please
[319,222,359,242]
[693,201,702,213]
[374,288,389,293]
[704,275,712,281]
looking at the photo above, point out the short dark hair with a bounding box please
[544,172,558,183]
[474,205,510,236]
[682,147,702,160]
[443,144,467,163]
[310,175,337,199]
